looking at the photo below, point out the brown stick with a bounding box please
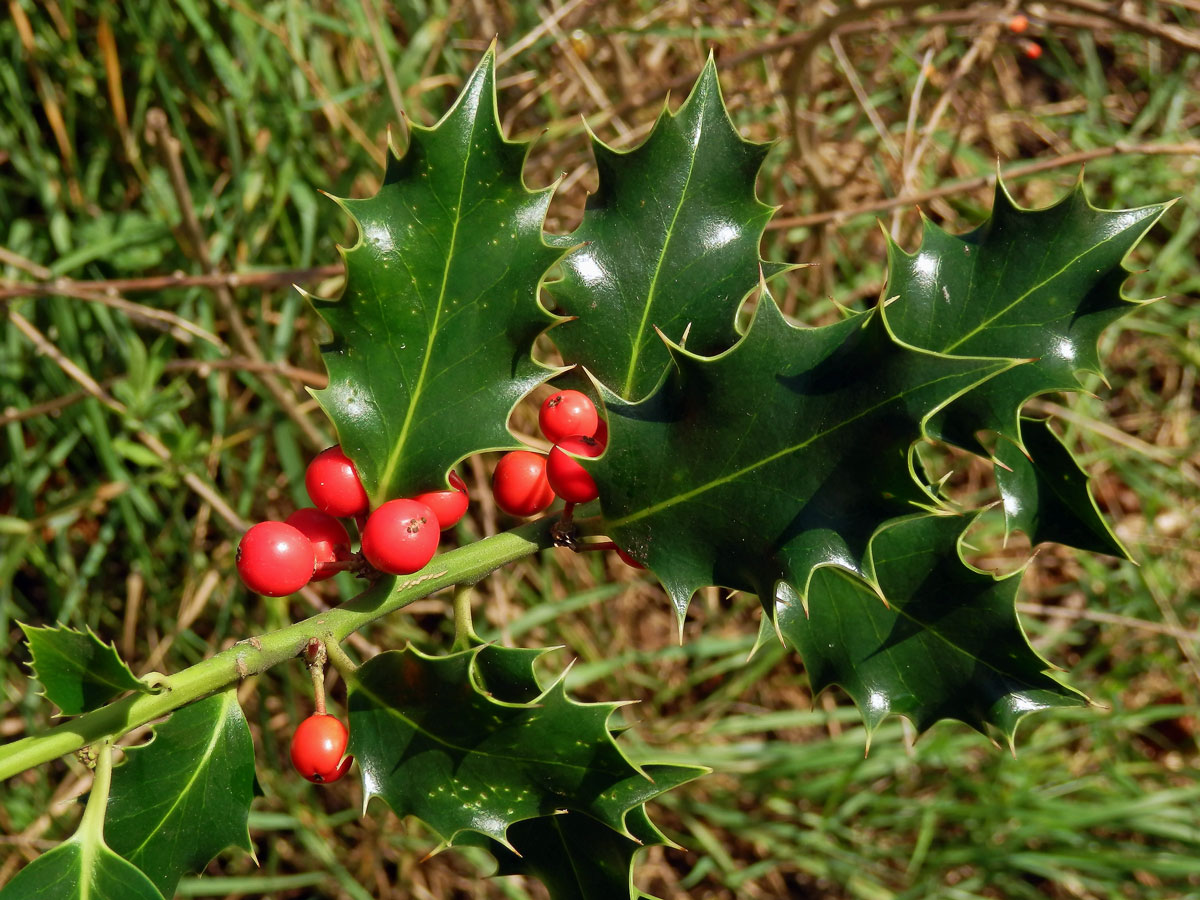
[768,141,1200,231]
[144,109,328,450]
[0,264,341,301]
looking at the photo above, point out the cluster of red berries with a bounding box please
[235,446,469,596]
[491,389,606,517]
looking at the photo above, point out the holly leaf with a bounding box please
[470,641,547,703]
[19,623,150,716]
[885,180,1168,450]
[348,644,702,848]
[312,47,561,501]
[591,291,1015,622]
[545,56,784,401]
[105,691,256,897]
[476,779,693,900]
[776,513,1086,741]
[0,837,166,900]
[994,417,1128,558]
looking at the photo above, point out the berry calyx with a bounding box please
[305,446,369,518]
[236,521,315,596]
[546,436,603,504]
[285,508,352,581]
[361,498,439,575]
[539,390,599,444]
[414,470,470,530]
[290,714,352,784]
[492,451,556,517]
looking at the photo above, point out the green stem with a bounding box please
[451,584,476,651]
[323,638,358,681]
[77,739,114,840]
[0,520,555,782]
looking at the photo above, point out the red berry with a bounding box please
[492,451,556,517]
[285,508,352,581]
[592,417,608,450]
[1008,13,1029,33]
[290,714,352,784]
[539,390,599,444]
[1022,39,1042,59]
[305,446,369,518]
[361,499,439,575]
[414,470,469,530]
[236,522,315,596]
[547,436,603,504]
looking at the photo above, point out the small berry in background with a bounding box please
[414,470,470,530]
[547,435,603,504]
[306,445,369,518]
[492,451,556,517]
[285,508,352,581]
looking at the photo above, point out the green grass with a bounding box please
[3,2,1199,898]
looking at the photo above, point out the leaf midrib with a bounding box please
[940,224,1131,354]
[121,691,236,863]
[376,108,479,500]
[842,545,1050,695]
[620,110,703,399]
[355,675,628,781]
[606,366,993,529]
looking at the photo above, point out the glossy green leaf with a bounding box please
[0,744,165,900]
[545,56,783,401]
[105,691,256,897]
[592,292,1014,622]
[994,417,1128,558]
[477,786,692,900]
[348,644,702,847]
[776,514,1086,740]
[19,623,149,716]
[885,181,1168,450]
[0,836,166,900]
[313,48,561,501]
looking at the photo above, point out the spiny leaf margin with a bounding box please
[310,46,563,501]
[545,53,789,402]
[19,622,150,716]
[347,642,705,851]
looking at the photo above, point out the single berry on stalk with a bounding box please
[414,470,470,530]
[285,508,352,581]
[361,498,439,574]
[539,389,599,444]
[290,714,352,784]
[492,451,556,517]
[306,446,369,518]
[547,435,603,504]
[236,521,315,596]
